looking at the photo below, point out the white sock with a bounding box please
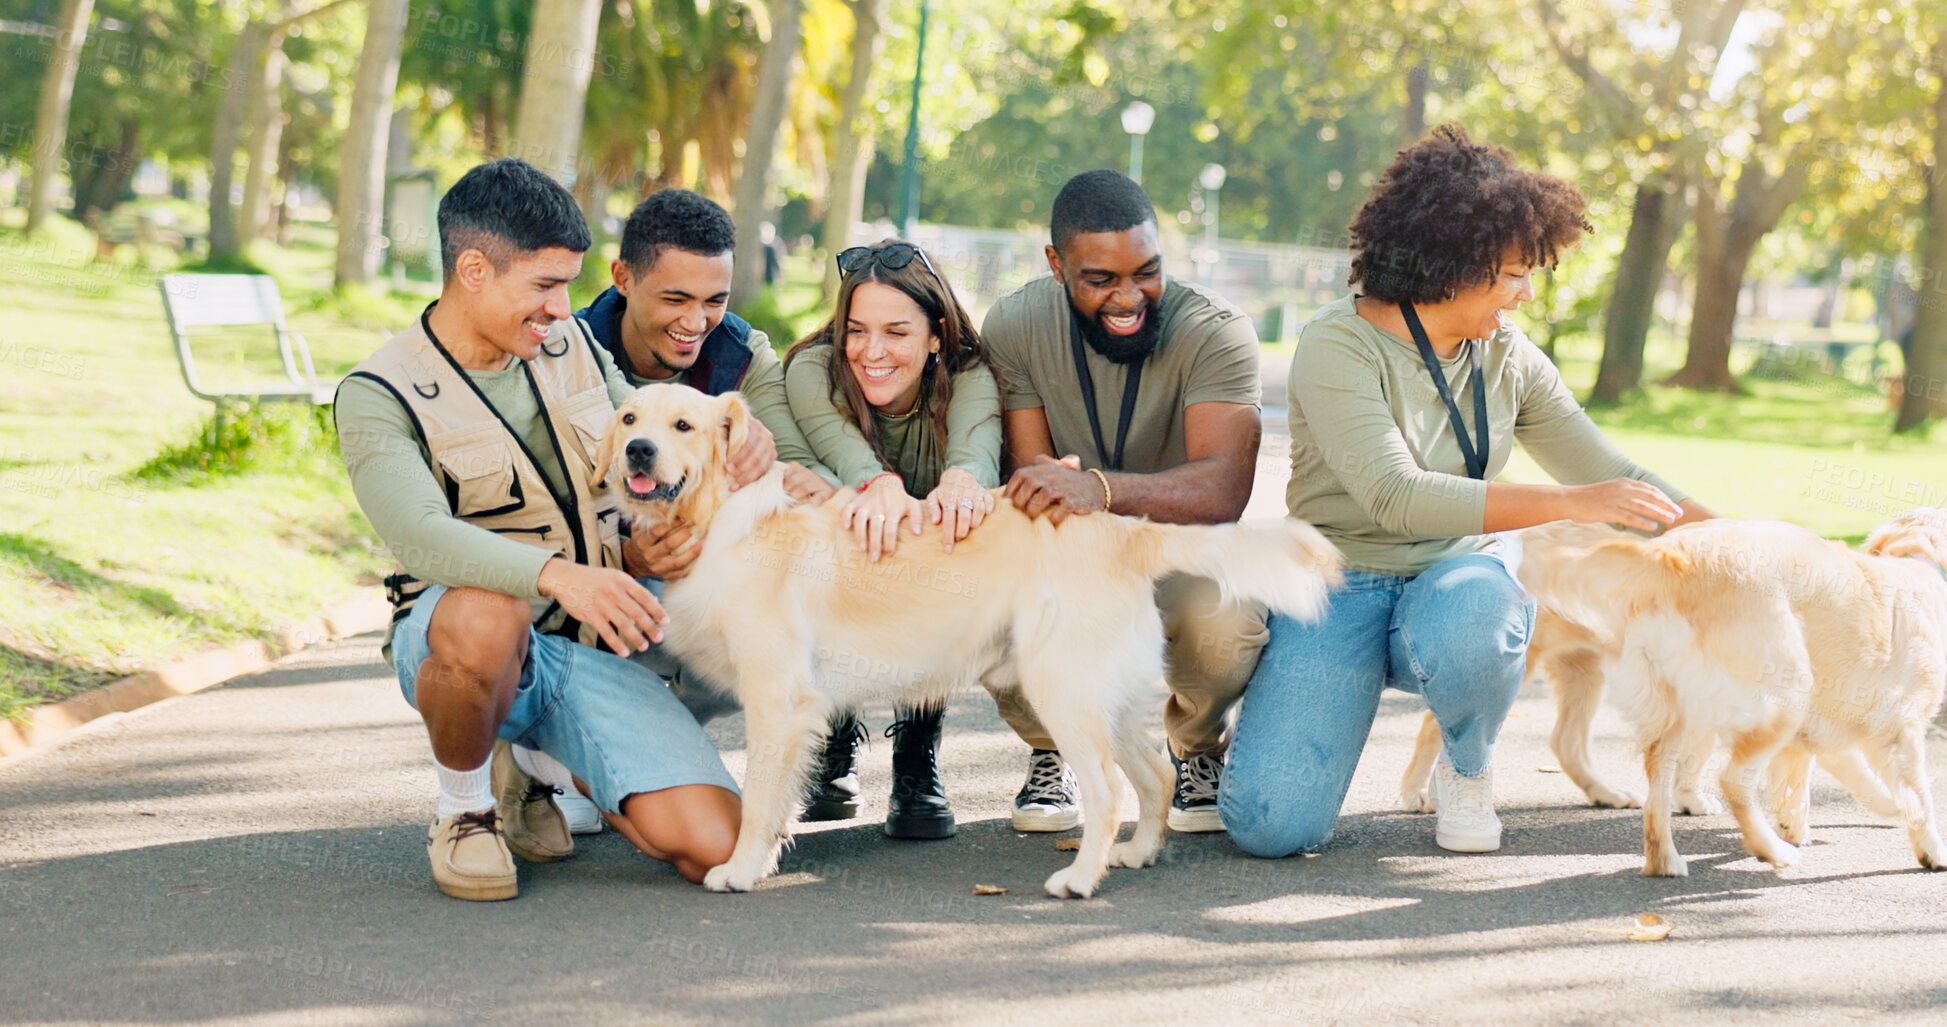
[435,757,494,820]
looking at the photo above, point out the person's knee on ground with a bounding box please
[612,784,741,883]
[1218,771,1335,858]
[417,587,532,769]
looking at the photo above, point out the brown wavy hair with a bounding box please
[785,239,986,471]
[1347,124,1592,304]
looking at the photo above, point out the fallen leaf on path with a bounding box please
[1588,912,1671,941]
[1537,766,1563,774]
[1054,838,1080,851]
[972,884,1009,896]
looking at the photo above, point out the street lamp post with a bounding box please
[897,0,931,238]
[1120,101,1155,185]
[1198,162,1225,284]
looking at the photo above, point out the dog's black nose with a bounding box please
[626,438,658,469]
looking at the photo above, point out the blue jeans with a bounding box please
[1219,551,1536,858]
[393,584,740,815]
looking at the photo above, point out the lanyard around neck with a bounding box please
[1399,300,1489,481]
[1068,312,1143,472]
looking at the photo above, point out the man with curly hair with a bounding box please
[1220,126,1715,857]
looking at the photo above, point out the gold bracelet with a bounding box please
[1087,467,1112,511]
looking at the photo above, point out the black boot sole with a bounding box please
[883,813,957,840]
[803,797,861,821]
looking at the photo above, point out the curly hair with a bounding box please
[1346,125,1592,304]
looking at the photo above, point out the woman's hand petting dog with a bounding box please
[1560,478,1682,533]
[1005,454,1105,525]
[627,519,701,581]
[780,462,837,505]
[537,557,668,656]
[927,468,994,552]
[724,415,777,493]
[844,474,924,561]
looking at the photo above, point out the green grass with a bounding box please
[0,213,398,720]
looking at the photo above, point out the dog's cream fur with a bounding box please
[596,385,1344,897]
[1509,514,1947,876]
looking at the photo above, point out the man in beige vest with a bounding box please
[335,159,741,901]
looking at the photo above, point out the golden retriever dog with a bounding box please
[594,385,1343,898]
[1512,513,1947,876]
[1399,610,1904,820]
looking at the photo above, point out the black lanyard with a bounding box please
[1068,313,1143,471]
[1399,300,1489,480]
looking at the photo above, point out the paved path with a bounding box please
[5,363,1947,1024]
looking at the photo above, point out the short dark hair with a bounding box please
[436,158,590,278]
[619,189,737,276]
[1347,125,1592,304]
[1049,170,1156,251]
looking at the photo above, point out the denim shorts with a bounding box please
[391,584,739,814]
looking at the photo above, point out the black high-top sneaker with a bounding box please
[802,712,867,821]
[884,704,956,839]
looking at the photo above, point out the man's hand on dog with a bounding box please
[626,519,701,581]
[844,475,924,561]
[537,557,668,656]
[1005,454,1104,525]
[726,416,777,492]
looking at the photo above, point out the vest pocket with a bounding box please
[433,433,526,518]
[563,385,620,478]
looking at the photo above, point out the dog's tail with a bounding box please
[1144,518,1344,622]
[1516,524,1689,644]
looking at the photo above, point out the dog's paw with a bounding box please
[1753,839,1800,870]
[1401,787,1436,813]
[1674,791,1723,817]
[1043,865,1101,899]
[1914,834,1945,871]
[1109,840,1160,869]
[702,863,756,893]
[1775,815,1810,847]
[1642,851,1689,878]
[1586,785,1644,810]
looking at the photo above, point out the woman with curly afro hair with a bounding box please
[1219,125,1715,858]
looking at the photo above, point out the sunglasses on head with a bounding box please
[837,242,938,278]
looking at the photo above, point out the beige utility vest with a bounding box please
[345,310,625,646]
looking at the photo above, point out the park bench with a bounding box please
[157,273,337,408]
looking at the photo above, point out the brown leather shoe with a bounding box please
[491,740,574,862]
[426,809,518,901]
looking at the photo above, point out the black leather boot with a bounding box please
[884,704,955,839]
[802,712,866,821]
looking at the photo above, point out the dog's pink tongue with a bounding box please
[628,473,657,493]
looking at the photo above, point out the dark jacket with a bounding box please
[575,286,756,396]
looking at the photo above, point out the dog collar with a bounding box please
[1905,553,1947,581]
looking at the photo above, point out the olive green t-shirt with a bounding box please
[980,273,1261,473]
[783,344,1002,495]
[1286,295,1688,576]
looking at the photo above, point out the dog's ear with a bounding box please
[720,391,751,465]
[591,405,623,488]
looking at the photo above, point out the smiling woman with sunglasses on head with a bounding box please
[781,238,1002,841]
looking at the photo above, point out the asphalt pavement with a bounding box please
[5,383,1947,1025]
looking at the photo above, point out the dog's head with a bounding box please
[1865,507,1947,571]
[594,384,750,530]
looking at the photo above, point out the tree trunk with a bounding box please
[1590,173,1687,405]
[511,0,604,184]
[26,0,97,232]
[209,21,267,261]
[1401,58,1429,146]
[77,118,140,217]
[820,0,888,301]
[731,0,806,312]
[333,0,408,287]
[1896,65,1947,433]
[1663,159,1807,392]
[239,37,288,247]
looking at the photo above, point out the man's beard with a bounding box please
[1068,291,1163,366]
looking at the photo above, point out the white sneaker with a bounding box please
[1012,749,1081,831]
[1433,759,1501,852]
[555,790,605,835]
